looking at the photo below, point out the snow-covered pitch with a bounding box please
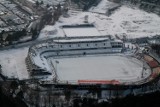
[51,54,151,84]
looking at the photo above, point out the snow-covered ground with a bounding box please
[38,0,160,39]
[51,55,151,84]
[0,47,29,80]
[89,0,120,14]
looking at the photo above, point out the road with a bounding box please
[0,36,53,51]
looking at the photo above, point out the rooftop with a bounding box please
[62,24,101,37]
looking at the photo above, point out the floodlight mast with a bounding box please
[55,60,59,83]
[141,61,145,78]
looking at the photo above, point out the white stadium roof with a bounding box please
[63,26,101,37]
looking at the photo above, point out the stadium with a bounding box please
[26,35,123,80]
[26,36,160,84]
[25,25,160,98]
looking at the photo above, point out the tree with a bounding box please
[64,89,71,102]
[21,29,27,37]
[10,81,19,91]
[46,4,50,8]
[0,32,3,43]
[31,28,38,39]
[36,1,39,7]
[40,1,44,5]
[73,0,80,3]
[5,34,13,45]
[0,30,5,42]
[0,65,2,73]
[4,30,27,44]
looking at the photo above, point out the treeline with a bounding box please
[0,83,28,107]
[0,27,39,46]
[151,44,160,56]
[121,0,160,5]
[4,29,27,42]
[141,0,160,5]
[0,30,27,46]
[110,91,160,107]
[72,0,101,11]
[72,91,160,107]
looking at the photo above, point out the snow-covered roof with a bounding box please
[53,36,109,43]
[111,39,123,43]
[62,26,101,37]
